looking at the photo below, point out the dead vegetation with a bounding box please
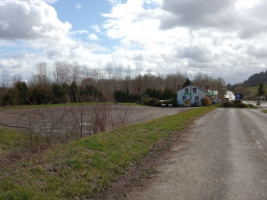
[0,104,192,154]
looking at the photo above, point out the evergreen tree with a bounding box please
[182,78,192,88]
[257,83,265,97]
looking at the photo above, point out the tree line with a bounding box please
[0,61,226,106]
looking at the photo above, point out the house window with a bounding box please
[193,88,197,93]
[185,88,189,93]
[195,96,199,101]
[183,96,187,101]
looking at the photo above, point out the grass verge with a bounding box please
[262,110,267,113]
[0,102,147,111]
[0,106,215,200]
[0,127,29,153]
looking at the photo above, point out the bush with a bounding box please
[232,101,247,108]
[221,102,231,107]
[184,99,191,107]
[144,88,176,100]
[113,90,128,102]
[143,98,161,107]
[201,96,212,106]
[162,97,178,107]
[140,94,149,104]
[113,90,140,103]
[219,101,256,108]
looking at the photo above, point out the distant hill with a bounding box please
[243,70,267,86]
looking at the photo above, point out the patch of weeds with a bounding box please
[0,128,29,152]
[140,168,158,179]
[59,168,71,178]
[64,158,84,170]
[262,110,267,113]
[43,176,62,196]
[30,165,45,175]
[78,138,106,151]
[0,190,32,200]
[0,180,45,200]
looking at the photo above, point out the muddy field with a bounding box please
[0,105,194,138]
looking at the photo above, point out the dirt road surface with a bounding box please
[124,108,267,200]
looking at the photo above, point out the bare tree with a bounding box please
[109,105,130,128]
[11,74,22,86]
[26,108,39,152]
[70,104,90,139]
[91,103,111,133]
[53,61,71,84]
[70,62,82,84]
[193,73,226,99]
[105,64,114,80]
[31,62,50,87]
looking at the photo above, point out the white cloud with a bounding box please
[70,30,89,35]
[91,25,101,33]
[161,0,234,29]
[75,3,82,10]
[1,0,267,84]
[160,0,267,39]
[101,0,267,83]
[42,0,58,4]
[177,45,213,63]
[89,34,98,41]
[0,0,71,40]
[0,0,110,82]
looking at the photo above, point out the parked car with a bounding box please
[212,99,221,104]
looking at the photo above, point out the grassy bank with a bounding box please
[0,127,29,153]
[0,106,215,200]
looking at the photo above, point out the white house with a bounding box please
[224,91,235,101]
[177,85,207,106]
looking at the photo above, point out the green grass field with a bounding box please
[246,84,267,95]
[0,106,215,200]
[0,102,146,112]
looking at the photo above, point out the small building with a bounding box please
[177,85,207,106]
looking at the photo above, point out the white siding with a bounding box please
[177,85,207,106]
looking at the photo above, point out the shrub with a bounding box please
[219,102,256,108]
[113,90,128,102]
[221,102,231,107]
[232,101,247,108]
[140,94,149,104]
[143,98,161,107]
[184,99,191,107]
[201,96,212,106]
[162,97,178,107]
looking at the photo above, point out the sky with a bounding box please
[1,0,267,84]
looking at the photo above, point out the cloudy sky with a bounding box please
[1,0,267,84]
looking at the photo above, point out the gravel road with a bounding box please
[125,108,267,200]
